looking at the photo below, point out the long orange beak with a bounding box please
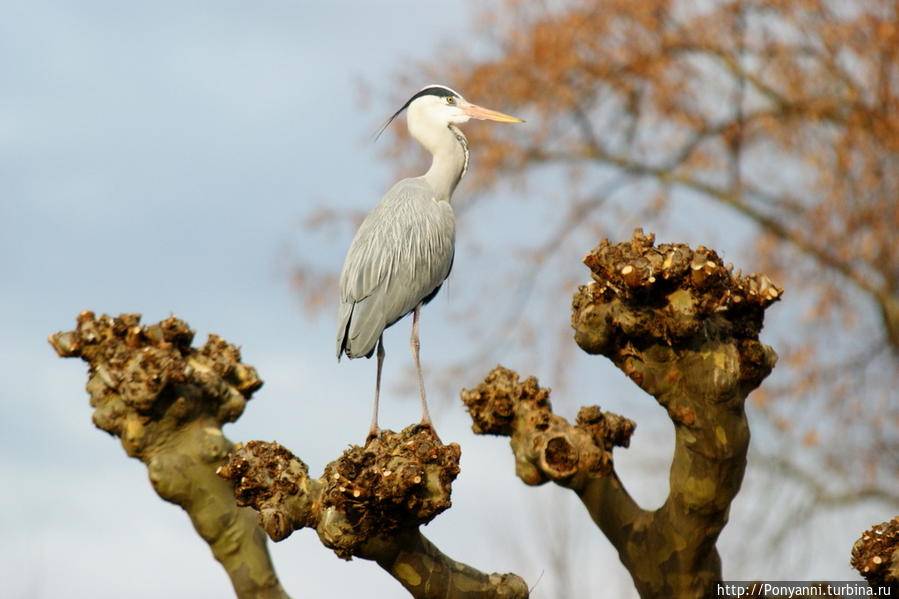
[461,102,525,123]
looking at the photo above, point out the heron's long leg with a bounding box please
[410,305,433,427]
[368,335,385,444]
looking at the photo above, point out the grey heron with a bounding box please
[336,84,523,442]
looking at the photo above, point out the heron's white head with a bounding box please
[376,84,523,144]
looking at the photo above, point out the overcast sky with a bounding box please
[0,2,886,597]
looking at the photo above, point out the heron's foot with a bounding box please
[364,429,380,447]
[414,421,443,444]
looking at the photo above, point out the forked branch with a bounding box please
[462,231,781,599]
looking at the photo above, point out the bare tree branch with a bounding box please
[218,435,529,599]
[461,231,781,597]
[523,145,892,312]
[51,312,529,599]
[49,312,289,599]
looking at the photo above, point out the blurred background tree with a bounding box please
[295,0,898,584]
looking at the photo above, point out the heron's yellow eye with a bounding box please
[446,97,455,104]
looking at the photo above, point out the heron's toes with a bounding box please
[414,421,443,444]
[364,429,380,447]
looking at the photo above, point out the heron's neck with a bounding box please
[422,124,469,203]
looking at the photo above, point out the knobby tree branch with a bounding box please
[852,516,899,590]
[217,436,529,599]
[50,312,528,599]
[461,230,781,598]
[49,312,288,599]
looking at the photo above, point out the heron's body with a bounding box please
[337,176,456,359]
[335,84,522,441]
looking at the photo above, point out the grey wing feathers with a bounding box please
[337,178,455,359]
